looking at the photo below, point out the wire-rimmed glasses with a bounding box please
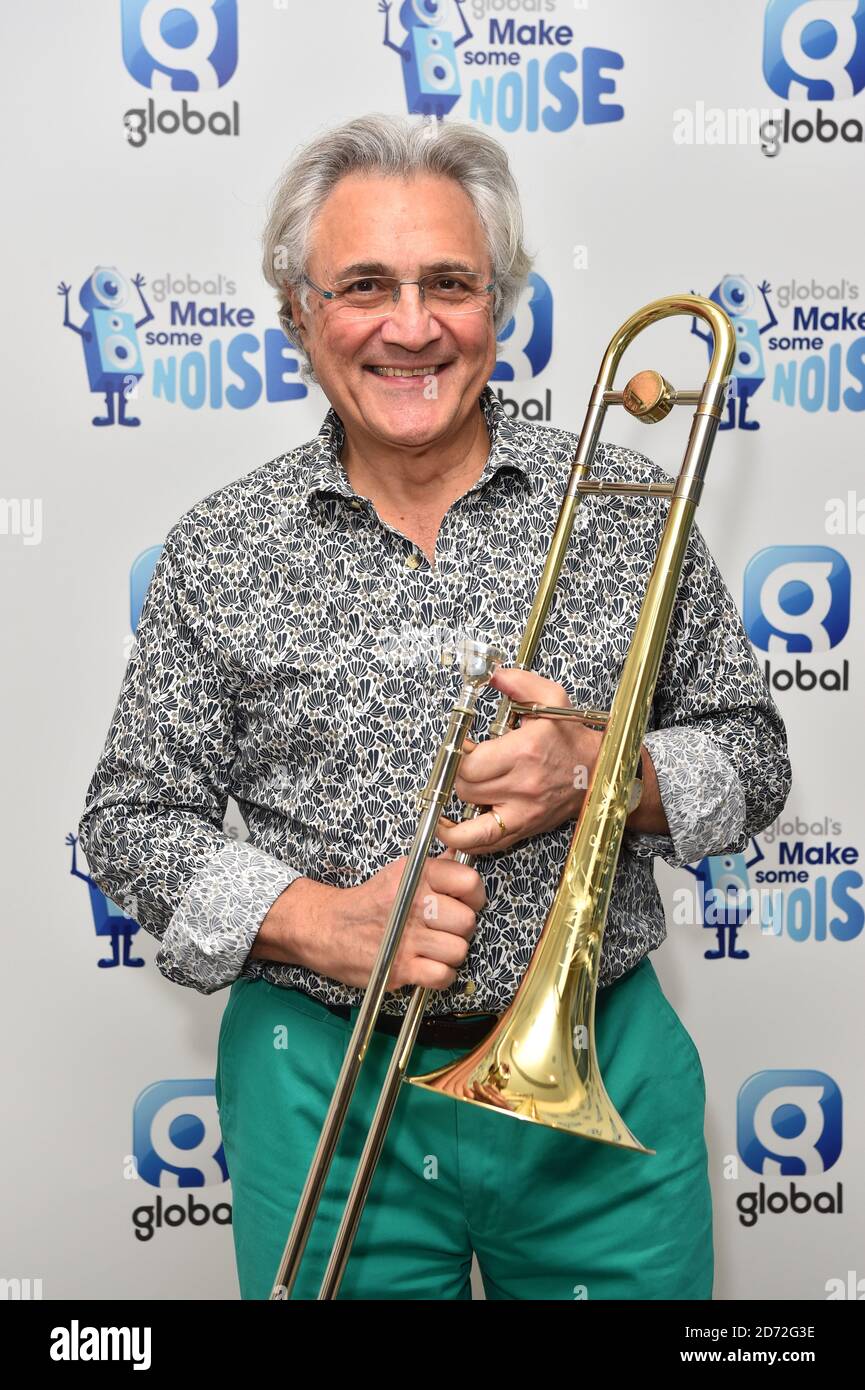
[302,269,496,320]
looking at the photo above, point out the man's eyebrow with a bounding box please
[332,259,480,279]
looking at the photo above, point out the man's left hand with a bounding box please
[435,667,602,855]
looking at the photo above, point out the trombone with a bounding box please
[270,293,736,1301]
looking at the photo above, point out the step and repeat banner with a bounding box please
[1,0,862,1301]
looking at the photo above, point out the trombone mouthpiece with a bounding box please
[455,637,505,685]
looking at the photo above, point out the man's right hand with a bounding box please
[249,849,486,993]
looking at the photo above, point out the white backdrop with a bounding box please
[1,0,862,1301]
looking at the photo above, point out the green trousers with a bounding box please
[215,955,713,1300]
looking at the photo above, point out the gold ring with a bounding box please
[491,810,508,838]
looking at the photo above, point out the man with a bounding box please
[78,113,791,1301]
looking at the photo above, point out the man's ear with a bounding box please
[285,285,306,338]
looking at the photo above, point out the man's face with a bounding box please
[288,172,497,449]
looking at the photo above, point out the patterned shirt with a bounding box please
[77,385,791,1013]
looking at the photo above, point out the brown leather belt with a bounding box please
[317,996,499,1049]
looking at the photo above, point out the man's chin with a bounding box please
[357,376,463,440]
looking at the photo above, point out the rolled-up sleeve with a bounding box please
[625,517,792,869]
[76,525,301,993]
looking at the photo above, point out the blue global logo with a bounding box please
[492,273,553,381]
[763,0,865,100]
[132,1079,228,1187]
[744,545,851,652]
[737,1069,842,1174]
[121,0,238,90]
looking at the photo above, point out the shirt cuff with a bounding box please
[625,727,747,868]
[156,839,302,993]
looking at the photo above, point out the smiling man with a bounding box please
[78,113,791,1302]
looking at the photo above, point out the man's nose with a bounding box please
[379,284,443,343]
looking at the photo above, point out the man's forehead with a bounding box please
[309,173,488,260]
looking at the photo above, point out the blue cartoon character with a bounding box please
[58,267,153,427]
[66,832,144,968]
[685,840,765,960]
[379,0,472,121]
[691,276,777,431]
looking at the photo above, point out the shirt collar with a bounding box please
[300,384,530,508]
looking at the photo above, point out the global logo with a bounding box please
[744,546,851,652]
[745,546,851,694]
[120,0,238,89]
[763,0,865,101]
[491,272,553,381]
[132,1079,228,1187]
[737,1069,842,1174]
[131,1079,232,1242]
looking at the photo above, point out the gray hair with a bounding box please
[261,112,534,386]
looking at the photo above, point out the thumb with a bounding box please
[491,665,538,691]
[491,665,569,703]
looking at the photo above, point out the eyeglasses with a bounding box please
[301,270,496,320]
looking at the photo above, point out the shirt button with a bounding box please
[462,978,477,996]
[440,649,453,666]
[349,499,362,511]
[404,552,421,570]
